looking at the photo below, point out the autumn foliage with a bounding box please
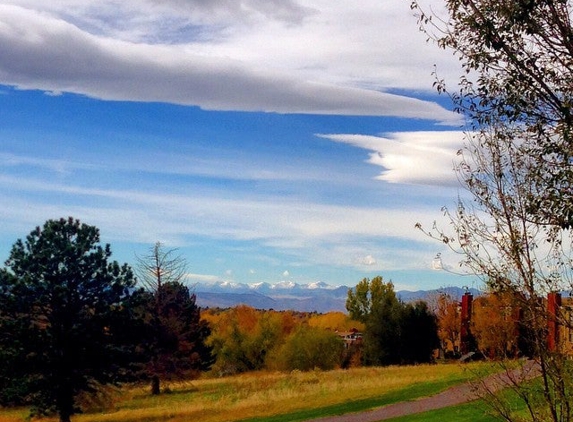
[204,306,363,373]
[434,293,461,357]
[470,292,526,359]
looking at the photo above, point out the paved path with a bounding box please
[306,361,540,422]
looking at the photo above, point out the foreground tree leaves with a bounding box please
[412,0,573,420]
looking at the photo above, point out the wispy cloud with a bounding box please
[0,152,96,175]
[185,273,220,283]
[44,149,358,184]
[0,174,437,240]
[0,170,447,270]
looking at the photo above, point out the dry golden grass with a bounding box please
[1,363,486,422]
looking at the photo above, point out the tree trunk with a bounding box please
[59,410,71,422]
[151,374,161,395]
[57,381,74,422]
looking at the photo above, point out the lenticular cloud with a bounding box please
[319,131,465,187]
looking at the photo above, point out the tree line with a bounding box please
[435,290,536,360]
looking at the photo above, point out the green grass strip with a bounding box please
[240,378,464,422]
[382,400,502,422]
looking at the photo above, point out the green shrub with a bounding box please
[275,326,344,371]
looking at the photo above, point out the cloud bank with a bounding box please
[0,3,460,121]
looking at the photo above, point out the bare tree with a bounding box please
[136,242,188,293]
[135,242,211,395]
[412,0,573,420]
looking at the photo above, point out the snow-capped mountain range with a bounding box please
[195,280,345,294]
[192,281,349,313]
[192,281,479,313]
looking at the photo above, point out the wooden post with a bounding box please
[547,292,561,352]
[460,291,473,355]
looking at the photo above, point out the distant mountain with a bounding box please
[192,281,480,313]
[196,292,278,310]
[396,286,481,303]
[192,281,348,313]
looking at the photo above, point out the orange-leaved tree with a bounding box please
[471,292,522,359]
[434,293,461,358]
[206,306,298,375]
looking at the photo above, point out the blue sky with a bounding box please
[0,1,481,291]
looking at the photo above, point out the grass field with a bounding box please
[0,362,495,422]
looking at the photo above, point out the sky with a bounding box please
[0,0,483,291]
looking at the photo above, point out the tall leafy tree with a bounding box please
[347,277,401,365]
[471,292,522,359]
[346,277,437,365]
[0,217,139,422]
[136,243,212,394]
[412,1,573,420]
[346,276,398,324]
[399,301,440,364]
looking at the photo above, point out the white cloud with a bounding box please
[431,253,443,270]
[30,0,459,91]
[282,270,290,277]
[185,273,220,283]
[357,255,377,266]
[0,4,460,121]
[319,131,465,187]
[7,0,315,33]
